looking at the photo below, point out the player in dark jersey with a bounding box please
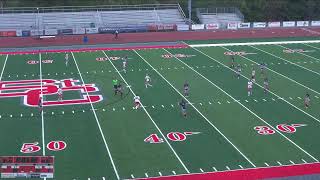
[236,64,241,79]
[179,99,187,117]
[112,78,119,95]
[117,83,124,98]
[38,97,43,113]
[183,81,189,97]
[304,93,310,108]
[230,55,235,69]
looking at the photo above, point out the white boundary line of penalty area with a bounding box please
[187,47,319,162]
[129,161,320,180]
[221,46,320,96]
[133,49,256,168]
[189,40,320,47]
[71,52,121,180]
[172,46,320,161]
[250,45,320,77]
[0,54,8,80]
[101,50,191,174]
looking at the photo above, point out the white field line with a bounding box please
[71,52,120,180]
[132,162,320,180]
[134,49,256,168]
[277,44,320,62]
[0,54,8,81]
[39,53,46,157]
[189,40,320,48]
[304,43,320,57]
[222,46,320,96]
[101,50,190,174]
[250,45,320,76]
[187,47,319,162]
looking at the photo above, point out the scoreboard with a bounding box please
[0,156,54,178]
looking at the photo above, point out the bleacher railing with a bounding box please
[197,7,244,22]
[0,4,181,14]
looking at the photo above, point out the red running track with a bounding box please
[0,27,320,49]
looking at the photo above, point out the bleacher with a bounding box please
[0,13,37,30]
[41,12,97,29]
[0,4,187,30]
[197,7,244,28]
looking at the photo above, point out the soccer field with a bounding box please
[1,38,320,180]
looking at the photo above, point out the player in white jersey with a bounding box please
[133,95,141,109]
[251,68,256,83]
[247,80,253,96]
[123,60,127,73]
[65,53,69,67]
[145,74,152,88]
[57,87,63,101]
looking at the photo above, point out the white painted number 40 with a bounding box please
[144,132,200,144]
[20,141,67,153]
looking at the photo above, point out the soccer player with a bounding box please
[57,87,63,101]
[179,99,187,117]
[122,58,127,73]
[260,62,266,76]
[230,55,235,69]
[248,80,253,96]
[114,30,119,39]
[304,93,310,108]
[133,95,141,109]
[38,97,43,112]
[117,83,123,98]
[65,53,69,67]
[251,68,256,83]
[183,81,189,97]
[145,74,152,88]
[236,64,241,79]
[263,78,269,93]
[112,78,119,95]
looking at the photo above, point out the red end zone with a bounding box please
[137,163,320,180]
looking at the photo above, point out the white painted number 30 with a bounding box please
[20,141,67,153]
[254,124,306,135]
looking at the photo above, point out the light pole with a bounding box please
[188,0,192,25]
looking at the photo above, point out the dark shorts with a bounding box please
[114,85,118,89]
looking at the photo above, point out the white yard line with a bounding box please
[71,52,120,180]
[0,54,8,81]
[277,44,320,62]
[304,43,320,56]
[39,53,46,157]
[222,46,320,96]
[101,50,190,174]
[189,40,320,47]
[250,45,320,77]
[134,49,256,168]
[180,47,319,162]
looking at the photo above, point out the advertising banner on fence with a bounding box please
[98,27,115,33]
[85,27,98,34]
[191,24,205,30]
[72,28,86,34]
[58,29,73,35]
[253,22,266,28]
[16,30,22,37]
[0,31,16,37]
[297,21,309,27]
[227,22,238,30]
[157,24,176,31]
[283,21,296,27]
[30,29,44,36]
[45,29,58,35]
[205,23,219,30]
[177,24,189,31]
[238,22,250,29]
[268,22,281,27]
[311,21,320,26]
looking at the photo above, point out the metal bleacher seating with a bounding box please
[197,7,244,28]
[0,4,187,30]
